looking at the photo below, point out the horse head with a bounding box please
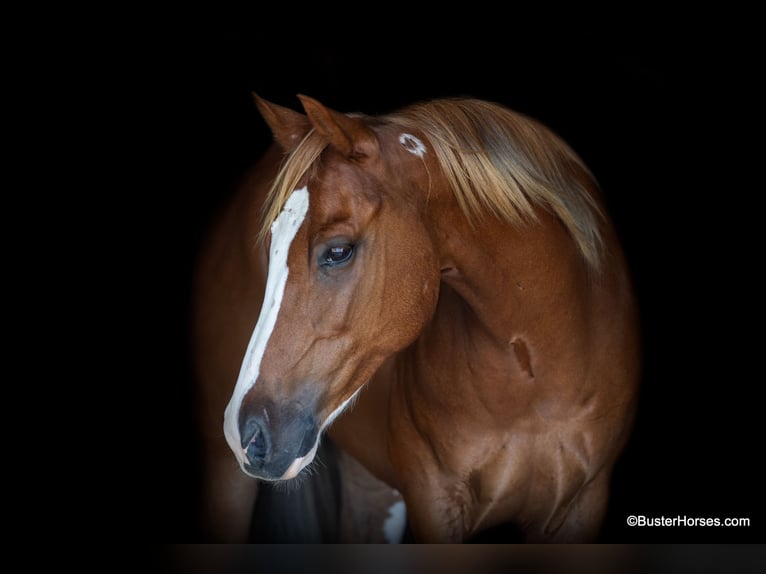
[223,95,441,481]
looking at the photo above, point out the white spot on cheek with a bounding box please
[399,133,426,157]
[383,499,407,543]
[223,186,309,468]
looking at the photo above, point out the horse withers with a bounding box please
[192,94,640,542]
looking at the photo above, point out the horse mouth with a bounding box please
[280,443,320,479]
[240,425,321,481]
[241,444,318,481]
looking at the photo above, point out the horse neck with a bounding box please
[391,189,602,436]
[425,196,593,350]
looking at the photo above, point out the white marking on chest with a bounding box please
[399,133,426,157]
[223,186,309,467]
[383,499,407,543]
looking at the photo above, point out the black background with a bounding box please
[117,10,762,543]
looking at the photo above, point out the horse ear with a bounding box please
[297,94,377,159]
[253,93,312,152]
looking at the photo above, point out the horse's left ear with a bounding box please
[297,95,377,160]
[253,93,312,153]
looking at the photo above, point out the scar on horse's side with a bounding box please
[511,337,534,379]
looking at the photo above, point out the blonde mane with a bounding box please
[260,98,604,268]
[387,98,604,268]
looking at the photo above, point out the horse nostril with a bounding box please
[246,428,268,462]
[240,416,259,448]
[240,415,270,464]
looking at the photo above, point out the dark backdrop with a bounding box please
[130,12,761,543]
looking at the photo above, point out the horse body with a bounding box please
[193,95,640,542]
[333,171,639,542]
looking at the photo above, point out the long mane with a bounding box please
[260,98,604,268]
[387,98,604,268]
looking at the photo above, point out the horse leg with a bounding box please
[336,448,407,543]
[247,440,407,543]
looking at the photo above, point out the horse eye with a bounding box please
[321,244,355,267]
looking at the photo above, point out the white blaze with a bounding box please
[223,186,309,469]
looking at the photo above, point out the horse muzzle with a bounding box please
[237,404,319,481]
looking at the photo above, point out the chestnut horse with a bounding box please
[192,94,640,542]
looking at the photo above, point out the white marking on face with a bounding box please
[399,133,426,157]
[383,500,407,543]
[223,186,309,469]
[280,445,317,480]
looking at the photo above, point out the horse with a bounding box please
[192,93,641,542]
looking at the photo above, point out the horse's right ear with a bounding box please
[253,93,311,152]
